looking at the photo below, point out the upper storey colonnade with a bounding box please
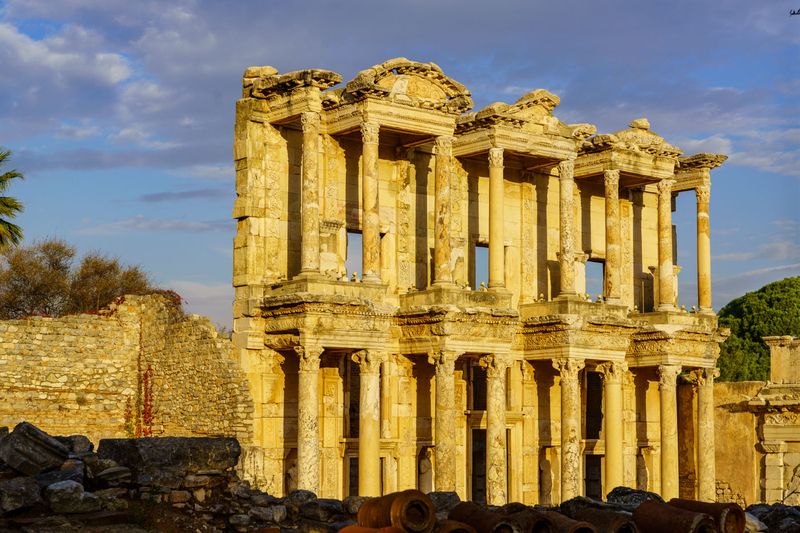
[233,59,726,312]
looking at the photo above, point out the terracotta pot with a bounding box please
[340,526,406,533]
[357,490,437,533]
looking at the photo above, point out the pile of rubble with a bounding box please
[0,422,786,532]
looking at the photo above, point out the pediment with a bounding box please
[341,57,473,114]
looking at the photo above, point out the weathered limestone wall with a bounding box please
[0,312,138,444]
[0,295,253,446]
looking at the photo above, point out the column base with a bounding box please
[657,303,676,311]
[362,274,382,284]
[294,270,323,280]
[699,307,715,315]
[555,292,582,302]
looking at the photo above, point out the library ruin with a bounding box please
[230,58,730,504]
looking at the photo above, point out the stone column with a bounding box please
[482,353,511,505]
[434,136,454,286]
[381,356,393,439]
[352,350,384,496]
[361,121,381,283]
[558,160,577,298]
[488,148,505,289]
[656,179,676,310]
[762,441,788,503]
[603,170,622,303]
[429,350,459,491]
[299,112,321,275]
[553,358,585,500]
[598,361,627,494]
[658,364,681,499]
[694,367,718,501]
[295,344,323,492]
[696,182,712,312]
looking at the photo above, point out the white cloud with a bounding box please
[78,215,231,235]
[676,134,733,155]
[0,22,130,85]
[715,263,800,307]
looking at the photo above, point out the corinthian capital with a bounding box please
[479,353,512,379]
[351,349,385,374]
[361,121,379,145]
[552,358,585,380]
[687,367,719,387]
[603,169,620,188]
[300,111,320,132]
[488,147,504,168]
[558,159,575,180]
[656,178,676,195]
[427,350,460,374]
[696,183,711,204]
[597,361,628,383]
[295,345,323,372]
[658,364,682,388]
[435,136,453,156]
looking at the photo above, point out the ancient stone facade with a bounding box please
[0,294,253,446]
[710,336,800,506]
[232,58,728,503]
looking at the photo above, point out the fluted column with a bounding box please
[694,367,718,501]
[657,179,676,310]
[482,353,511,505]
[603,170,622,303]
[488,148,505,289]
[553,358,585,500]
[299,112,321,275]
[434,136,454,286]
[696,182,712,312]
[352,350,384,496]
[598,361,627,493]
[558,160,577,298]
[296,344,323,492]
[361,121,381,283]
[429,350,459,491]
[658,364,681,499]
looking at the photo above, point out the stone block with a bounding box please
[44,480,102,514]
[0,421,69,476]
[97,436,240,489]
[0,476,42,514]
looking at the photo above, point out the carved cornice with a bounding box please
[455,89,563,134]
[678,153,728,170]
[248,69,342,99]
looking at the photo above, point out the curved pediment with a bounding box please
[583,118,682,158]
[341,57,473,114]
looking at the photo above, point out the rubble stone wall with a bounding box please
[0,295,253,446]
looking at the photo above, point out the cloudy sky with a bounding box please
[1,0,797,327]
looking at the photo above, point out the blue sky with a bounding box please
[0,0,797,327]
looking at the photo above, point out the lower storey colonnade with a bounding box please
[270,348,717,504]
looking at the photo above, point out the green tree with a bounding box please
[0,238,156,319]
[717,276,800,381]
[0,148,24,249]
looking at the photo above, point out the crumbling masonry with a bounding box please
[231,58,728,504]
